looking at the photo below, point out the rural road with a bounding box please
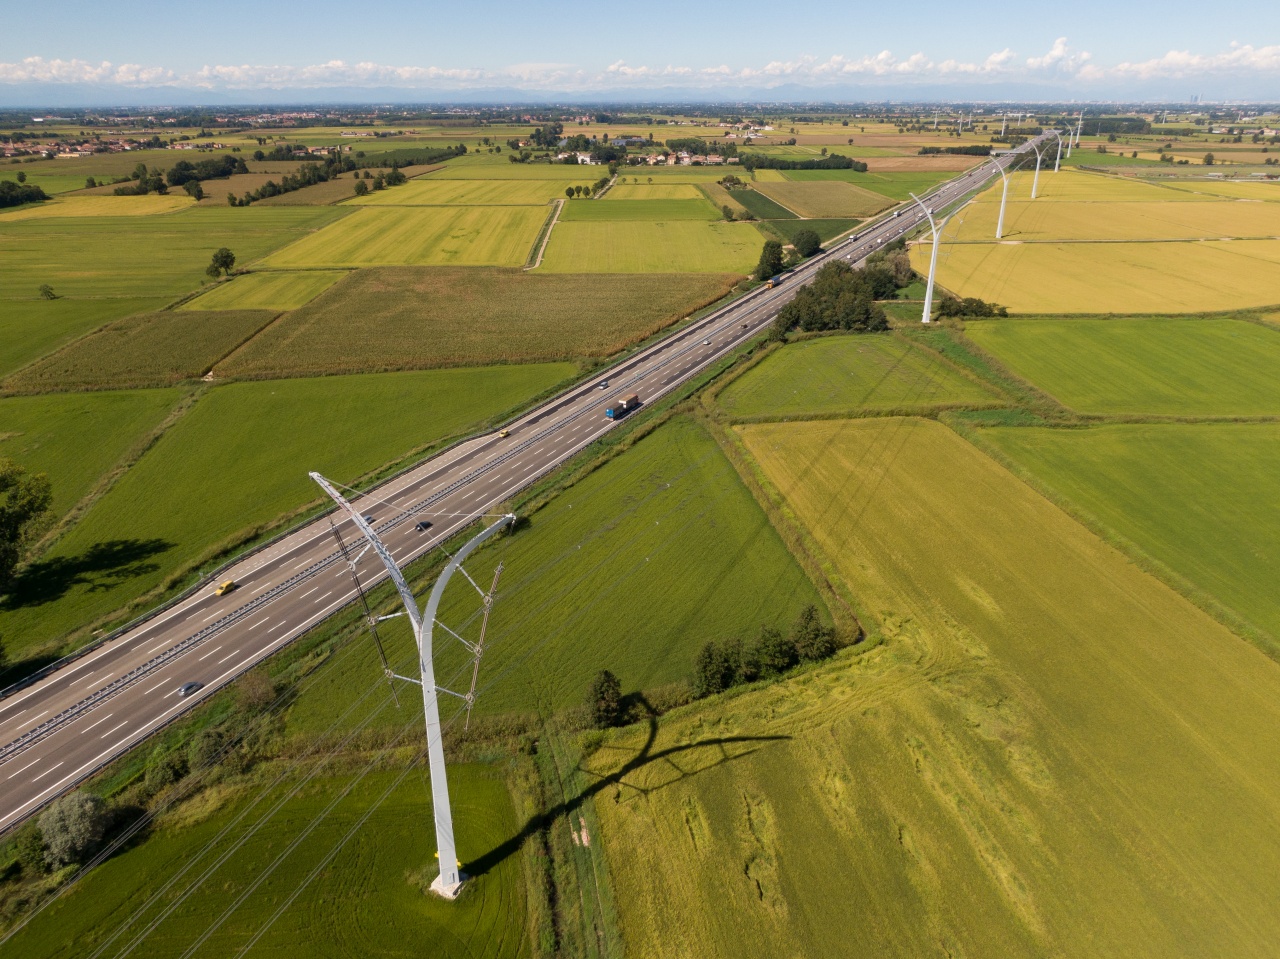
[0,134,1049,831]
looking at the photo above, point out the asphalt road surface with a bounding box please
[0,135,1050,831]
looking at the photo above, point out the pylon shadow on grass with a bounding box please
[466,696,788,877]
[2,537,171,610]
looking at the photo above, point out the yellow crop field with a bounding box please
[180,270,347,311]
[749,169,788,182]
[0,194,195,220]
[996,169,1209,202]
[958,198,1280,241]
[538,220,760,273]
[592,416,1280,958]
[349,178,574,206]
[604,182,704,200]
[755,180,892,218]
[261,205,546,268]
[1159,179,1280,201]
[913,238,1280,312]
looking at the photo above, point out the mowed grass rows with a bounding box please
[593,416,1280,959]
[539,220,761,273]
[181,271,348,312]
[262,206,547,268]
[349,178,576,206]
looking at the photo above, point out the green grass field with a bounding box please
[717,335,1000,419]
[754,181,892,219]
[781,170,953,201]
[0,389,183,517]
[0,195,195,220]
[430,163,605,180]
[218,267,735,377]
[2,766,528,959]
[965,318,1280,415]
[759,218,858,244]
[261,206,546,268]
[591,416,1280,958]
[0,207,347,299]
[982,422,1280,646]
[729,189,796,220]
[0,364,573,660]
[288,415,827,730]
[5,310,277,393]
[0,297,168,379]
[604,183,704,200]
[349,178,576,206]
[557,198,719,221]
[539,221,761,273]
[180,271,347,312]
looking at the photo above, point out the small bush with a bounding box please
[586,670,622,728]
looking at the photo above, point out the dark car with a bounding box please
[415,521,433,532]
[362,514,375,524]
[178,681,204,698]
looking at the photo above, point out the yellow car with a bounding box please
[215,580,237,597]
[498,429,510,438]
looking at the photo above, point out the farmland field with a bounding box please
[0,195,194,220]
[431,163,609,180]
[291,415,827,728]
[754,181,893,218]
[918,239,1280,313]
[730,189,796,220]
[591,416,1280,959]
[2,766,528,959]
[605,183,704,200]
[539,221,760,273]
[759,218,858,243]
[781,170,953,201]
[0,389,183,517]
[982,422,1280,646]
[218,267,735,377]
[0,207,347,299]
[959,197,1280,241]
[558,198,719,221]
[5,310,277,393]
[964,318,1280,415]
[717,334,1001,419]
[350,178,575,206]
[180,270,347,312]
[0,297,167,378]
[261,206,546,268]
[1159,179,1280,201]
[0,364,573,659]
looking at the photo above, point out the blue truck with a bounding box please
[605,393,640,419]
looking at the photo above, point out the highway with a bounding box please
[0,135,1049,831]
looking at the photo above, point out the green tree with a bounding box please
[693,639,741,697]
[754,240,784,280]
[85,176,97,189]
[145,746,188,792]
[208,247,235,277]
[38,790,107,868]
[1203,153,1215,165]
[721,204,735,221]
[15,826,46,876]
[354,179,369,197]
[16,171,25,183]
[0,460,52,593]
[183,180,204,200]
[586,670,622,728]
[754,626,797,676]
[791,229,821,258]
[372,173,385,191]
[38,284,56,300]
[564,186,575,199]
[790,605,836,662]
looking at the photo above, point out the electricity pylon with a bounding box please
[911,192,956,324]
[311,471,514,899]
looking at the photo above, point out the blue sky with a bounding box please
[2,0,1278,100]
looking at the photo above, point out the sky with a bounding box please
[2,0,1279,103]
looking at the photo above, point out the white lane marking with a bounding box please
[6,756,44,780]
[144,679,169,695]
[202,608,224,622]
[293,557,313,569]
[78,712,114,735]
[147,636,176,654]
[198,646,222,662]
[74,671,100,687]
[217,650,240,664]
[269,621,288,632]
[99,721,128,739]
[249,620,268,630]
[299,587,318,599]
[31,761,63,782]
[0,709,46,734]
[316,592,332,602]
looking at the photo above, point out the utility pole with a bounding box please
[1001,113,1007,137]
[311,472,515,900]
[995,159,1012,239]
[1030,142,1047,199]
[911,192,953,324]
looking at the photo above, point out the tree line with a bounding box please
[918,145,992,156]
[0,179,48,208]
[739,153,868,171]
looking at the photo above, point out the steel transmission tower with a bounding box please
[311,471,515,899]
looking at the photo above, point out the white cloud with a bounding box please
[2,41,1279,93]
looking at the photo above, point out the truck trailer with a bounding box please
[605,394,640,419]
